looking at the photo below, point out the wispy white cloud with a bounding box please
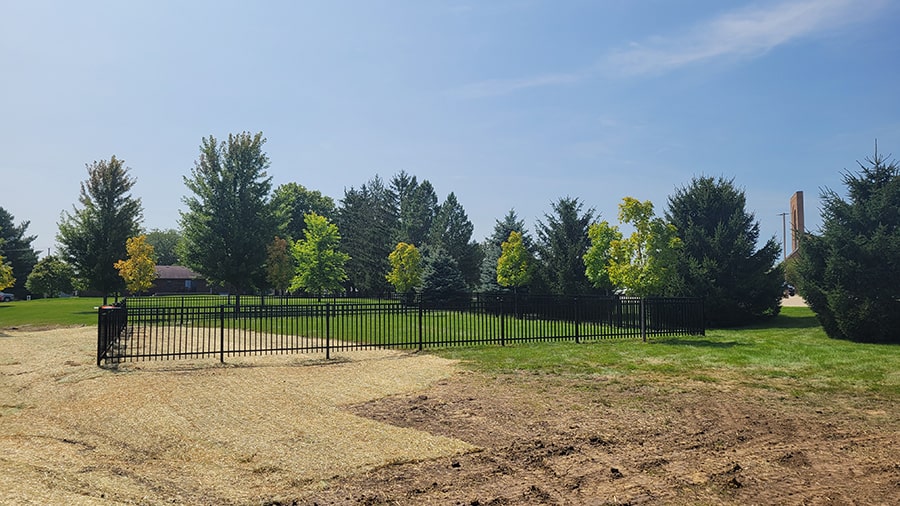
[453,0,885,99]
[453,72,582,99]
[606,0,886,76]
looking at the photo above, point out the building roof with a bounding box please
[154,265,201,280]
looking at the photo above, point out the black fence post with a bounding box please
[500,296,506,347]
[574,297,580,344]
[219,305,225,364]
[417,301,424,352]
[640,298,647,342]
[326,303,331,360]
[97,307,104,366]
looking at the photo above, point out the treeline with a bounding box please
[3,132,896,335]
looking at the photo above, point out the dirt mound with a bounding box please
[315,373,900,505]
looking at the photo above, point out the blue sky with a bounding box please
[3,0,899,259]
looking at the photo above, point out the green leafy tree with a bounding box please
[594,197,682,297]
[497,231,532,290]
[666,176,783,325]
[291,213,350,298]
[428,192,483,288]
[583,221,621,293]
[272,182,336,242]
[266,236,294,295]
[535,197,595,295]
[0,207,39,296]
[114,235,158,294]
[144,229,181,266]
[57,156,143,300]
[386,242,424,295]
[338,176,398,295]
[180,132,276,293]
[794,149,900,343]
[0,254,14,291]
[25,255,75,298]
[479,209,534,291]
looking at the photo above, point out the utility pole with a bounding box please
[778,212,788,260]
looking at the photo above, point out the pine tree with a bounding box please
[666,177,782,325]
[794,149,900,343]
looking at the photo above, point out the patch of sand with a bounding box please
[0,326,476,505]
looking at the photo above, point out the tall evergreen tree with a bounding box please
[429,192,482,288]
[666,176,782,326]
[338,176,398,295]
[57,156,142,299]
[421,246,468,307]
[535,197,595,295]
[390,171,438,247]
[179,132,276,293]
[0,207,39,297]
[794,149,900,343]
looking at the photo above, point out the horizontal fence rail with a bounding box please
[97,294,704,366]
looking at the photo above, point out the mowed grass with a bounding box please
[434,307,900,398]
[3,299,897,399]
[0,297,106,328]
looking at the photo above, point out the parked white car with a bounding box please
[0,292,13,302]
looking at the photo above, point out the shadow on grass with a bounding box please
[652,338,743,348]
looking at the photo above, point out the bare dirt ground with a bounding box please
[2,326,898,505]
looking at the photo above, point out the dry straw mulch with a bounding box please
[0,326,476,505]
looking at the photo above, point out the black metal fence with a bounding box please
[96,294,704,366]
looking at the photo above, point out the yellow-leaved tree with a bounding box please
[496,231,532,291]
[386,242,423,302]
[114,235,157,295]
[0,254,14,291]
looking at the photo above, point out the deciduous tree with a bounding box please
[266,236,294,295]
[144,229,181,266]
[57,156,143,300]
[497,231,532,290]
[386,242,424,295]
[583,220,621,293]
[291,213,350,298]
[0,254,14,291]
[25,255,75,298]
[601,197,682,297]
[180,132,276,293]
[114,235,157,294]
[479,209,533,291]
[272,182,336,242]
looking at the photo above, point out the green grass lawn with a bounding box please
[5,299,898,400]
[434,307,900,398]
[0,297,106,328]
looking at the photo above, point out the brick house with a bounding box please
[152,265,214,294]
